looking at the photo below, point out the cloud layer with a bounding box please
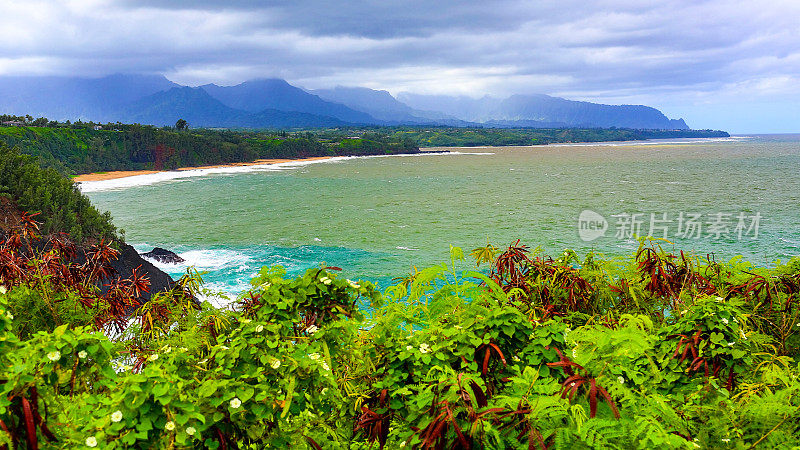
[2,0,800,131]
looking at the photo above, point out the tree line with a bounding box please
[0,143,117,242]
[0,118,419,175]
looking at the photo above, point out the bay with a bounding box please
[83,136,800,297]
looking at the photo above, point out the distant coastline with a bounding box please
[73,133,735,183]
[73,156,334,182]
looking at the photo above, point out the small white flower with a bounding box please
[186,426,196,436]
[85,436,98,447]
[715,296,724,302]
[570,382,576,387]
[5,311,12,320]
[306,325,319,334]
[419,343,430,354]
[147,353,159,362]
[721,438,730,443]
[78,350,88,359]
[727,342,735,347]
[512,356,521,362]
[347,279,360,289]
[406,345,413,351]
[617,376,625,384]
[309,352,321,360]
[721,318,729,325]
[230,397,242,409]
[399,441,407,448]
[572,347,578,359]
[320,276,332,285]
[322,362,330,371]
[271,359,281,369]
[255,325,264,333]
[47,351,60,362]
[110,410,123,422]
[0,286,6,295]
[165,421,175,431]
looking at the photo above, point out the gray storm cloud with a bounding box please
[1,0,800,132]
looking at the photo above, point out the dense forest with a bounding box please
[0,143,117,242]
[387,127,730,147]
[0,114,729,175]
[0,117,419,175]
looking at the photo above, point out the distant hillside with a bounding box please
[0,75,360,128]
[0,74,177,122]
[492,94,688,129]
[0,74,699,130]
[202,79,378,124]
[119,87,347,128]
[120,87,249,127]
[312,86,429,123]
[397,92,689,129]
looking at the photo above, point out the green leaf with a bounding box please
[280,376,296,419]
[238,386,255,403]
[198,381,217,398]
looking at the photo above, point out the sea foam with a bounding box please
[545,137,749,148]
[78,151,493,192]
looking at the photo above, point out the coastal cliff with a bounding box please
[0,197,174,301]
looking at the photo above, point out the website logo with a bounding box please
[578,210,608,242]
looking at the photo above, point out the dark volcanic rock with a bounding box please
[0,198,174,303]
[141,247,185,264]
[111,243,175,301]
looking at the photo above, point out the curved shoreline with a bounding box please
[73,136,741,183]
[73,156,334,182]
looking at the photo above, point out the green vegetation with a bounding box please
[0,144,117,242]
[0,119,418,175]
[388,127,729,147]
[1,114,729,175]
[2,228,799,448]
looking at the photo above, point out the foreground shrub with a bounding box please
[1,242,799,448]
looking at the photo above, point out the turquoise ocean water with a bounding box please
[82,136,800,300]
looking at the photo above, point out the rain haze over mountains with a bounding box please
[0,74,689,129]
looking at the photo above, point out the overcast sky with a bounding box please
[2,0,800,132]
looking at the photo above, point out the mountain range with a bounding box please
[0,74,690,130]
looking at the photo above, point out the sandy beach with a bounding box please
[72,156,334,182]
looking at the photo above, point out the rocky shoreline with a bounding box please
[141,247,185,264]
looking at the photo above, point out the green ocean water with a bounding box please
[82,136,800,297]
